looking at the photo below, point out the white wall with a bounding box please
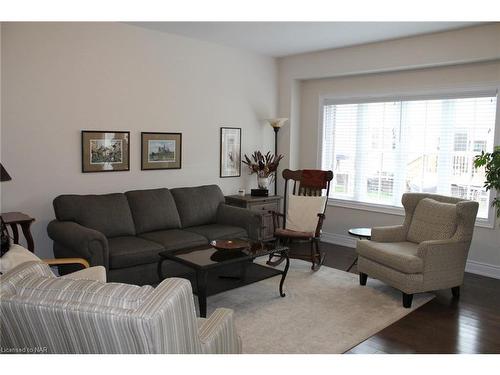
[278,23,500,278]
[0,22,277,258]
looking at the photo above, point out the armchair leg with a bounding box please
[451,286,460,299]
[359,273,367,286]
[402,293,413,308]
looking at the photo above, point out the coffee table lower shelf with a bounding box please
[158,247,289,318]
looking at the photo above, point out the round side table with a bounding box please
[348,227,371,240]
[346,227,371,272]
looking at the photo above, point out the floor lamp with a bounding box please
[266,118,288,196]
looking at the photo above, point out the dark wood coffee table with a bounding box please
[158,240,289,317]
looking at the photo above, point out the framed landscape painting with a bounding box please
[141,132,182,170]
[81,131,130,173]
[220,127,241,178]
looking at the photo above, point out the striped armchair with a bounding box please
[0,261,241,354]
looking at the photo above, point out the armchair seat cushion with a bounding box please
[185,224,247,241]
[108,236,165,269]
[356,240,423,274]
[140,229,207,252]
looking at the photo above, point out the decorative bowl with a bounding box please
[210,239,249,251]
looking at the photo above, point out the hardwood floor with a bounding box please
[289,241,500,354]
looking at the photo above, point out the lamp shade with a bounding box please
[0,163,12,181]
[266,118,288,129]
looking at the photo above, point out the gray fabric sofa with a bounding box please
[47,185,262,285]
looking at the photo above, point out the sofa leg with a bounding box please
[359,273,367,286]
[402,293,413,308]
[451,286,460,299]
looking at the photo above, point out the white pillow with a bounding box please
[285,194,327,233]
[0,244,41,273]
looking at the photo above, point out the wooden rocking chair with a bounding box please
[268,169,333,270]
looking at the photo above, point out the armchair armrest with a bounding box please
[199,308,242,354]
[371,225,407,242]
[417,239,471,274]
[47,220,109,269]
[216,204,263,241]
[42,257,90,269]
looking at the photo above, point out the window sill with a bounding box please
[327,198,496,229]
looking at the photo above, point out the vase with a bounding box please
[257,175,269,190]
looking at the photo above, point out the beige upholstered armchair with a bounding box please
[357,193,478,308]
[0,261,241,354]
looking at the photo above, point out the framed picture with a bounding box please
[220,127,241,178]
[141,132,182,170]
[81,131,130,173]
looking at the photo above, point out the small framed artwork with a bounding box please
[141,132,182,170]
[81,131,130,173]
[220,127,241,178]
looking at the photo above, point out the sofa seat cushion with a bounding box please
[125,188,181,234]
[53,193,136,238]
[171,185,225,228]
[108,236,165,269]
[356,240,423,274]
[407,198,457,244]
[139,229,207,252]
[185,224,247,241]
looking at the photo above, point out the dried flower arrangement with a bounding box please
[242,150,284,186]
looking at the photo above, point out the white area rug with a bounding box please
[205,260,434,354]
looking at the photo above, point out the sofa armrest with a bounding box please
[47,220,109,269]
[417,239,471,273]
[216,204,262,241]
[199,308,242,354]
[371,225,407,242]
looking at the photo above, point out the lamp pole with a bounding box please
[266,118,287,197]
[274,127,279,196]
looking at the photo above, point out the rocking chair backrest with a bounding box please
[282,169,333,228]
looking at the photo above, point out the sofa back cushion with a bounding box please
[407,198,457,244]
[171,185,225,228]
[125,188,181,234]
[53,193,136,238]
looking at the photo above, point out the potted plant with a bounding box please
[242,151,283,190]
[474,146,500,224]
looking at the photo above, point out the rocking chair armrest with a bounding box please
[269,210,285,231]
[315,213,326,238]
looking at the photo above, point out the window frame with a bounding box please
[317,86,500,229]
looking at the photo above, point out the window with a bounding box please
[321,94,498,221]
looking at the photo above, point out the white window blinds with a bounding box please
[321,93,498,220]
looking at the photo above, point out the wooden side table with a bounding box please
[225,195,282,241]
[1,212,35,252]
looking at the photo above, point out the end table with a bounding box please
[346,227,371,272]
[1,212,35,252]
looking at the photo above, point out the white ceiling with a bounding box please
[127,22,483,57]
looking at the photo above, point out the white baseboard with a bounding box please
[321,232,357,248]
[321,231,500,280]
[465,260,500,279]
